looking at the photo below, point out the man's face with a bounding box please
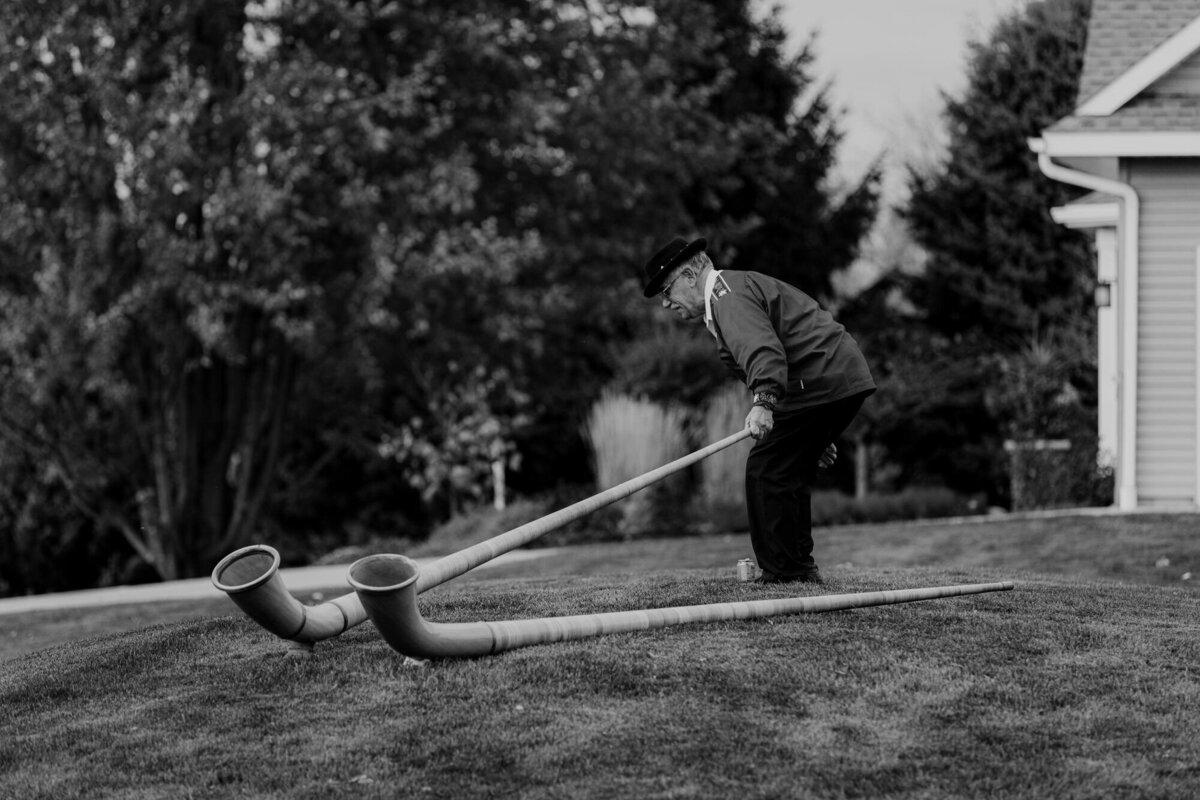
[659,267,704,320]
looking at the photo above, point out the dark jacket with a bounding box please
[707,270,875,411]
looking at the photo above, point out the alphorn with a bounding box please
[348,553,1015,659]
[211,429,754,653]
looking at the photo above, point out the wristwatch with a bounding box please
[752,391,778,411]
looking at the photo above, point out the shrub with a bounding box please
[530,484,626,547]
[312,535,417,566]
[1004,435,1114,510]
[583,390,693,538]
[988,334,1112,510]
[413,498,553,556]
[608,321,727,408]
[314,498,555,564]
[811,487,981,527]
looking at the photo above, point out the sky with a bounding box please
[772,0,1030,198]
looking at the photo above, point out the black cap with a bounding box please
[641,237,707,298]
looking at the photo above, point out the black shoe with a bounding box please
[753,568,820,587]
[754,569,823,585]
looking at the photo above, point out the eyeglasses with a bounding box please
[660,271,685,300]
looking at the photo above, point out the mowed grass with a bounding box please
[2,512,1199,799]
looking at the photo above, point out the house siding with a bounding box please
[1128,158,1200,505]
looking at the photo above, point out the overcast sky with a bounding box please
[772,0,1030,196]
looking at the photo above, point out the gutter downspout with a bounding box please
[347,553,1015,659]
[212,429,754,654]
[1030,139,1139,510]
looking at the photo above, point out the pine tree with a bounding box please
[905,0,1093,345]
[894,0,1096,501]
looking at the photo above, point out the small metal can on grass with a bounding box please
[736,558,756,582]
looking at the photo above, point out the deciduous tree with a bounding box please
[0,0,879,590]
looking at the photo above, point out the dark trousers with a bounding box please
[745,390,872,578]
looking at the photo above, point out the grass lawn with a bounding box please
[2,512,1199,798]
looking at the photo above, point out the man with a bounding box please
[642,236,875,584]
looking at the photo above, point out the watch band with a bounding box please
[752,391,778,411]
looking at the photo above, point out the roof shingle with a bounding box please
[1076,0,1200,106]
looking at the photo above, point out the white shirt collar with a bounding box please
[703,268,721,330]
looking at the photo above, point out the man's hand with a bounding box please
[745,405,773,440]
[818,442,837,469]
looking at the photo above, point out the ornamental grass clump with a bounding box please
[701,383,753,532]
[584,390,690,537]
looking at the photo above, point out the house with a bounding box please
[1031,0,1200,510]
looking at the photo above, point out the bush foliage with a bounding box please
[811,487,982,527]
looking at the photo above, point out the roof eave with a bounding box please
[1038,130,1200,157]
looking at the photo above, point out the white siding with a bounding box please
[1129,159,1200,504]
[1150,48,1200,95]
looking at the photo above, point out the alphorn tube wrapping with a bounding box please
[211,429,754,647]
[348,553,1015,660]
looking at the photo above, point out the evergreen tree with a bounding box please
[906,0,1093,343]
[898,0,1095,500]
[656,0,880,301]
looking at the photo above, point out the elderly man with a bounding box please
[642,236,875,584]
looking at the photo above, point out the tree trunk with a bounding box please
[122,309,298,580]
